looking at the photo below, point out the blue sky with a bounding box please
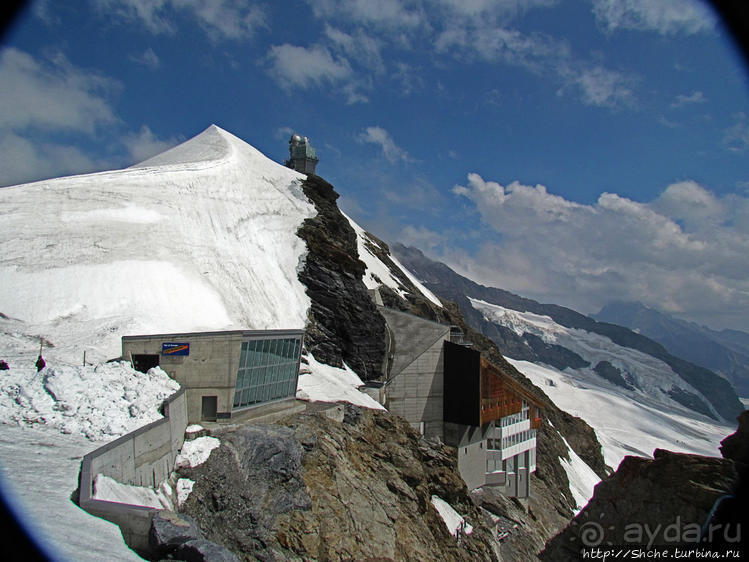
[2,0,749,332]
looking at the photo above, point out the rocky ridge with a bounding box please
[541,411,749,561]
[178,405,500,561]
[296,175,386,380]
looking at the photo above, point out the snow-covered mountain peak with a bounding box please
[0,125,315,364]
[131,124,231,168]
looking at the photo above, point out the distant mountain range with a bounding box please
[594,301,749,398]
[392,244,744,422]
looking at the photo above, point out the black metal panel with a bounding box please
[443,340,481,426]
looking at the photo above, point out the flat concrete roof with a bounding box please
[122,328,304,341]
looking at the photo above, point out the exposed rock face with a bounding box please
[179,406,500,561]
[593,360,634,391]
[540,449,738,561]
[149,510,203,557]
[149,510,238,561]
[297,175,386,380]
[176,424,311,559]
[709,410,749,555]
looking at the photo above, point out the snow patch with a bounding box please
[296,354,385,410]
[176,478,195,506]
[92,474,172,509]
[344,212,442,307]
[175,436,221,469]
[558,434,600,514]
[431,495,473,536]
[0,361,179,441]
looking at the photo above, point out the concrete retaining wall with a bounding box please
[78,388,188,553]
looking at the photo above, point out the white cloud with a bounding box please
[558,64,637,108]
[91,0,266,39]
[652,180,724,228]
[0,47,118,134]
[383,177,442,208]
[0,132,106,187]
[129,47,161,69]
[449,173,749,330]
[434,17,636,109]
[724,112,749,152]
[306,0,426,29]
[266,43,352,91]
[122,125,181,164]
[357,126,412,163]
[324,25,385,75]
[671,90,706,108]
[591,0,715,35]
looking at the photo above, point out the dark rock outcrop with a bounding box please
[297,175,386,380]
[149,510,203,557]
[148,510,237,561]
[540,449,738,561]
[172,538,240,562]
[179,406,500,561]
[593,360,635,391]
[706,410,749,555]
[176,424,311,560]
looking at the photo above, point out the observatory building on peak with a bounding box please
[285,133,318,175]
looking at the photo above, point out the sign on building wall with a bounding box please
[162,342,190,356]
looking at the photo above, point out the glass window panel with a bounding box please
[264,339,275,365]
[270,383,277,401]
[233,391,241,408]
[244,340,256,368]
[248,385,258,404]
[284,339,293,359]
[260,340,269,366]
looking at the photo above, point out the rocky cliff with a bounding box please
[540,411,749,561]
[296,175,386,380]
[178,405,500,561]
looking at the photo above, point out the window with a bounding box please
[233,335,302,410]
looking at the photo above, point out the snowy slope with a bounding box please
[511,358,733,471]
[0,125,381,560]
[344,213,442,308]
[0,125,315,364]
[469,298,720,418]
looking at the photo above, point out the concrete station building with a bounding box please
[122,329,304,424]
[378,305,542,497]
